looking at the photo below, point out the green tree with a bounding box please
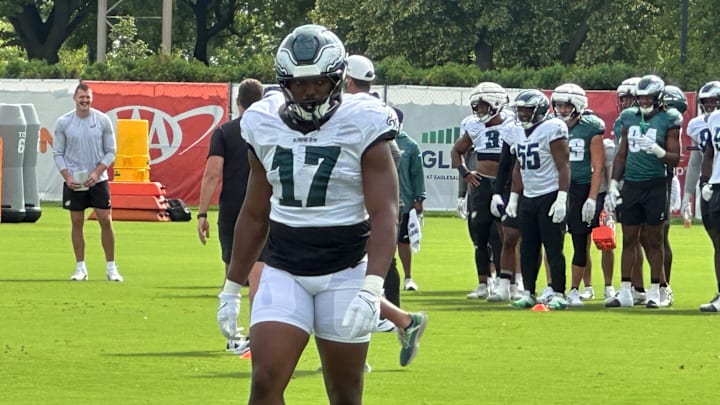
[0,0,93,64]
[107,17,152,60]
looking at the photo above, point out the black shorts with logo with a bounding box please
[701,186,720,232]
[62,181,111,211]
[468,176,496,224]
[567,182,606,235]
[619,178,667,226]
[500,192,521,229]
[219,219,269,265]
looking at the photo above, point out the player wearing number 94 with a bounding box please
[506,89,571,310]
[216,24,399,404]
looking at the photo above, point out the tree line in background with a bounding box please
[0,0,717,91]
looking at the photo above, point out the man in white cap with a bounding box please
[344,54,428,368]
[346,54,377,93]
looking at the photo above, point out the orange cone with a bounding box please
[531,303,550,312]
[240,350,252,360]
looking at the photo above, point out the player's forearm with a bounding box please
[495,145,513,194]
[365,208,398,279]
[198,171,221,214]
[588,167,603,199]
[510,162,523,194]
[684,150,702,194]
[92,163,108,178]
[557,165,570,192]
[611,155,626,181]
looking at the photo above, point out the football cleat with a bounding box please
[699,293,720,312]
[567,289,584,307]
[70,267,88,281]
[466,284,489,299]
[605,287,633,307]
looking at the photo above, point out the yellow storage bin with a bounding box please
[113,167,150,183]
[116,155,150,169]
[116,119,149,157]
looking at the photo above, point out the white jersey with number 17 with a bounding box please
[241,91,398,228]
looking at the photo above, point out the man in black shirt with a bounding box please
[197,78,264,352]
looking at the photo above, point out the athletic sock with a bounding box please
[222,279,243,295]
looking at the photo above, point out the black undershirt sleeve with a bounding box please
[494,142,514,195]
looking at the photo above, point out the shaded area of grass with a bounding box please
[1,207,719,404]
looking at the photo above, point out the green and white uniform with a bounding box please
[241,91,398,276]
[620,107,682,182]
[569,113,605,185]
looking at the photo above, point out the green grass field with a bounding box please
[2,206,720,404]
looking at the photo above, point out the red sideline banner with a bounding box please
[85,81,229,205]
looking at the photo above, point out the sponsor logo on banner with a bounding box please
[84,81,229,204]
[420,126,460,181]
[106,105,224,164]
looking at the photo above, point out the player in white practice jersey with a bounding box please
[698,103,720,311]
[506,89,571,310]
[215,25,399,404]
[451,82,523,301]
[683,81,720,227]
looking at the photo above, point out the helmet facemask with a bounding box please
[698,81,720,114]
[471,99,501,123]
[468,82,508,123]
[634,75,665,116]
[279,73,344,127]
[274,24,347,127]
[616,77,641,113]
[551,84,587,123]
[513,90,550,129]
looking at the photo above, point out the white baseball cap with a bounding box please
[346,55,375,81]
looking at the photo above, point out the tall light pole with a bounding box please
[162,0,172,55]
[97,0,107,62]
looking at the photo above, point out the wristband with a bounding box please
[197,212,208,219]
[362,275,385,297]
[457,165,470,178]
[555,190,568,204]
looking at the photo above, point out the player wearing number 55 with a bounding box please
[506,89,570,310]
[215,24,399,404]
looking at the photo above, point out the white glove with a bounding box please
[505,192,519,218]
[702,184,713,202]
[645,143,667,158]
[217,292,243,340]
[606,179,623,212]
[548,191,568,223]
[456,197,467,220]
[681,193,693,220]
[342,275,383,339]
[635,135,655,151]
[581,198,596,224]
[490,194,505,218]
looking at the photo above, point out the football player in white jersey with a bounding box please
[451,82,521,301]
[698,90,720,312]
[505,89,571,310]
[215,25,399,403]
[345,54,428,368]
[683,81,720,227]
[660,86,687,288]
